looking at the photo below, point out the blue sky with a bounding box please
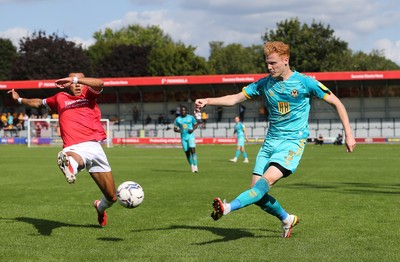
[1,0,400,66]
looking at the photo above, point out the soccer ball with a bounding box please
[116,181,144,209]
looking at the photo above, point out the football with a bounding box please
[116,181,144,208]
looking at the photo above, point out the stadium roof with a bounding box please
[1,70,400,90]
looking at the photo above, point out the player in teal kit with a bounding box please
[195,41,356,238]
[174,106,199,173]
[230,116,249,163]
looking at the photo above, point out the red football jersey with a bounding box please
[44,86,106,148]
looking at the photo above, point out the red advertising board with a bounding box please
[112,137,236,145]
[1,70,400,90]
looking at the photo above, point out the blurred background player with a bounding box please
[8,72,116,227]
[174,105,199,173]
[230,116,249,163]
[195,41,356,238]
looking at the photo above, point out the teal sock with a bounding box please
[235,150,240,158]
[256,193,288,221]
[242,151,248,159]
[192,153,197,166]
[230,178,269,211]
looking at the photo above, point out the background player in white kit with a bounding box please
[8,72,116,227]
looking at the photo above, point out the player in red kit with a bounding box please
[8,72,116,227]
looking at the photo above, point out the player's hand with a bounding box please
[345,135,356,152]
[188,129,193,134]
[7,89,20,100]
[194,98,208,113]
[55,77,72,89]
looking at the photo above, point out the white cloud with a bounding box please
[1,0,399,65]
[0,27,30,47]
[373,39,400,65]
[69,37,96,49]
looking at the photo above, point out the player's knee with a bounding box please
[253,177,270,195]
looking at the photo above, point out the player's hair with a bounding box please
[181,105,187,110]
[264,41,290,58]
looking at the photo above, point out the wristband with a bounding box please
[17,98,23,104]
[72,76,78,84]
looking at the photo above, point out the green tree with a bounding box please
[11,31,92,80]
[149,42,210,76]
[350,50,399,70]
[88,25,172,64]
[208,42,265,74]
[88,24,211,76]
[95,44,151,77]
[263,18,349,72]
[0,38,17,80]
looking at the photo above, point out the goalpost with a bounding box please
[27,119,111,148]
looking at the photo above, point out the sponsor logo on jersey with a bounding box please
[278,101,290,114]
[291,89,299,98]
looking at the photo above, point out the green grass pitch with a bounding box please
[0,143,399,261]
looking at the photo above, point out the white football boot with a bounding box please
[57,151,76,184]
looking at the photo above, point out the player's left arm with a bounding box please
[189,116,198,134]
[243,126,249,142]
[55,76,104,91]
[324,93,356,152]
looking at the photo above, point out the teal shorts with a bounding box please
[253,139,306,176]
[237,136,245,147]
[182,137,196,151]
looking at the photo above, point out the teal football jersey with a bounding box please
[174,115,197,140]
[243,71,331,139]
[234,122,245,139]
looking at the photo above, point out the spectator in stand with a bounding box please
[145,114,152,125]
[201,111,208,128]
[17,112,24,130]
[315,134,324,145]
[22,112,29,130]
[133,106,139,124]
[175,105,181,118]
[1,112,7,128]
[239,104,246,121]
[258,105,266,122]
[158,114,165,125]
[216,106,223,122]
[333,133,343,145]
[7,112,13,128]
[195,111,202,128]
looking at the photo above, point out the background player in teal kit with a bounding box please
[174,106,199,173]
[195,41,356,238]
[230,116,249,163]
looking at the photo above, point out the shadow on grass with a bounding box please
[97,237,124,242]
[132,225,278,245]
[151,169,189,173]
[0,217,99,236]
[286,182,400,195]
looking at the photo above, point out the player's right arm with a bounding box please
[173,118,181,133]
[195,92,247,112]
[7,89,43,108]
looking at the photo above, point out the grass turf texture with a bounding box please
[0,143,399,261]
